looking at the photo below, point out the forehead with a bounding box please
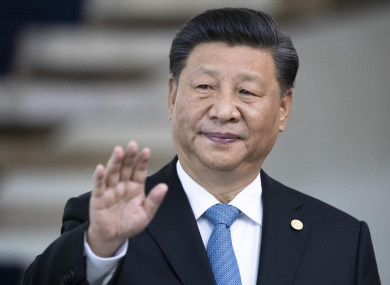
[182,42,276,82]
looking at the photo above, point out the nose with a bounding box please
[208,90,241,123]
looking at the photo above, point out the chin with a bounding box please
[199,155,242,171]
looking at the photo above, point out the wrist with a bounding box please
[87,227,126,258]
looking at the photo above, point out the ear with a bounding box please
[279,88,292,132]
[168,77,178,120]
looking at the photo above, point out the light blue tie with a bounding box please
[205,203,242,285]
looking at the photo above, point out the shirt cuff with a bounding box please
[84,231,128,285]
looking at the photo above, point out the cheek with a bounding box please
[245,104,280,135]
[175,94,209,128]
[172,98,198,135]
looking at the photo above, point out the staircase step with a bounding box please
[84,0,278,25]
[0,78,174,168]
[14,26,173,79]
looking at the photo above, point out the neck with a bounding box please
[179,160,261,204]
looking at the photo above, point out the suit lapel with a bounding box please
[146,158,216,285]
[257,171,312,285]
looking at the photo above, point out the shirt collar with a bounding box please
[176,160,262,226]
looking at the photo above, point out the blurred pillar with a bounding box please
[0,0,84,76]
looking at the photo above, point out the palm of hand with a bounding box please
[87,142,168,257]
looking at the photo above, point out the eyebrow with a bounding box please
[194,66,261,82]
[194,66,219,77]
[238,73,260,82]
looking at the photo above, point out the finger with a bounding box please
[120,141,138,182]
[106,146,124,187]
[93,164,106,197]
[131,148,151,183]
[144,183,168,219]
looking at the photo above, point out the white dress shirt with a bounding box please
[85,160,263,285]
[177,161,263,285]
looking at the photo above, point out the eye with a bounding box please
[239,89,254,96]
[197,84,211,90]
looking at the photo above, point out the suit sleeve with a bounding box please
[356,221,381,285]
[22,196,90,285]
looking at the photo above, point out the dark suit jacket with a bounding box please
[23,157,381,285]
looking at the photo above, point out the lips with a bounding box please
[204,132,240,144]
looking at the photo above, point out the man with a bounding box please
[22,8,380,285]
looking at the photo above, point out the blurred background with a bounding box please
[0,0,389,284]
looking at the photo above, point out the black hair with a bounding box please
[169,8,299,94]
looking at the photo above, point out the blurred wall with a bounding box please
[264,5,390,282]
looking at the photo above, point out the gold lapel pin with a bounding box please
[291,219,304,231]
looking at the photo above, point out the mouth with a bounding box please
[203,132,240,144]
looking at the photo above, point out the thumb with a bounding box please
[144,183,168,219]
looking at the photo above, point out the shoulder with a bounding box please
[262,170,361,228]
[61,192,91,233]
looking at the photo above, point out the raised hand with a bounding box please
[87,141,168,257]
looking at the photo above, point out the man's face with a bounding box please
[168,42,291,175]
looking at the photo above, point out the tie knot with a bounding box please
[204,204,241,227]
